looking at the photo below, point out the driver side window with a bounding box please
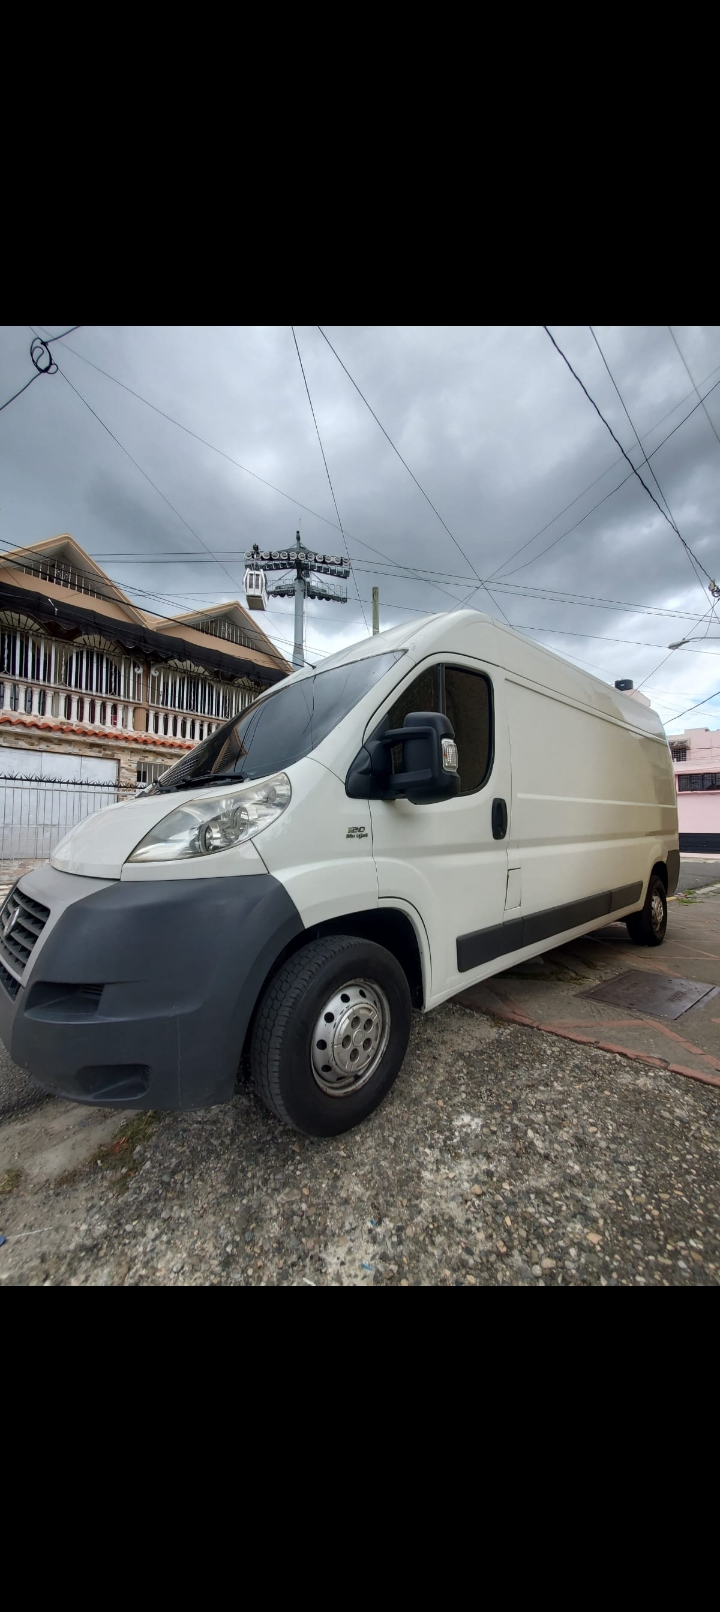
[386,663,492,796]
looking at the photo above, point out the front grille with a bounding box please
[0,887,51,977]
[0,958,20,1000]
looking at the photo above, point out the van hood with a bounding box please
[51,793,190,879]
[50,784,262,880]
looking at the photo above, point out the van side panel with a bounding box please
[505,678,678,921]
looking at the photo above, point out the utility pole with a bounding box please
[244,532,351,670]
[372,586,380,635]
[294,567,305,668]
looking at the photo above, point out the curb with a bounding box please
[464,999,720,1091]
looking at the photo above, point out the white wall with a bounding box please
[0,747,116,783]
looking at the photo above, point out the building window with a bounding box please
[671,746,688,762]
[16,556,104,601]
[137,761,169,787]
[677,773,720,791]
[148,664,248,718]
[194,616,255,650]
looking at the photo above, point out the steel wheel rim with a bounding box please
[311,978,391,1098]
[651,891,665,931]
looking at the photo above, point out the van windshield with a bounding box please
[150,650,405,792]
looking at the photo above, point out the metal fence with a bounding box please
[0,775,137,872]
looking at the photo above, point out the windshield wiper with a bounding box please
[155,771,246,793]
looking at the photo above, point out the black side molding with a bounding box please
[457,881,643,974]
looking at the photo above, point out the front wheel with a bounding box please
[250,935,412,1135]
[625,874,667,946]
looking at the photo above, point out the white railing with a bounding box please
[0,678,228,742]
[15,559,108,601]
[194,616,257,649]
[0,676,136,733]
[146,704,217,741]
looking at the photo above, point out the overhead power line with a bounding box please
[543,325,715,590]
[0,538,297,679]
[56,364,257,609]
[40,326,81,345]
[668,327,720,451]
[24,325,720,707]
[89,549,720,628]
[35,329,407,566]
[0,326,80,414]
[487,373,720,582]
[39,325,466,619]
[290,327,369,636]
[316,325,510,625]
[0,373,44,414]
[587,327,718,691]
[588,326,676,525]
[664,686,720,723]
[44,325,720,616]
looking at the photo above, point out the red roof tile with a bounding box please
[0,714,194,749]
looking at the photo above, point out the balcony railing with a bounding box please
[0,677,219,741]
[146,703,218,742]
[0,677,135,731]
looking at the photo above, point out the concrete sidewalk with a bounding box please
[457,884,720,1091]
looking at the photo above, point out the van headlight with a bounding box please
[127,773,292,863]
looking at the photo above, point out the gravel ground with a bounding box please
[0,1043,52,1121]
[2,1001,719,1285]
[0,854,716,1132]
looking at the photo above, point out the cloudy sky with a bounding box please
[1,323,720,732]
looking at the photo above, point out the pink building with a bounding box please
[614,682,720,852]
[668,728,720,853]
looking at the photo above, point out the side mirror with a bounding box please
[346,711,461,804]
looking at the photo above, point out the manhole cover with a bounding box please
[580,969,719,1020]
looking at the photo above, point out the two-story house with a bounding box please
[0,534,290,789]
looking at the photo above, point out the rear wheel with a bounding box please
[250,935,412,1135]
[625,874,667,946]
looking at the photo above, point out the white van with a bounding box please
[0,610,678,1136]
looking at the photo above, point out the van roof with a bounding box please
[293,609,666,739]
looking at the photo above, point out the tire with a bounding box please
[250,935,412,1136]
[625,874,667,946]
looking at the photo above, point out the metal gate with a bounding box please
[0,775,136,877]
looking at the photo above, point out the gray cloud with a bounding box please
[1,323,720,724]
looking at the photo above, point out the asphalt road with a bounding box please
[676,858,720,895]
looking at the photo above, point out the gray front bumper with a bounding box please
[0,866,303,1109]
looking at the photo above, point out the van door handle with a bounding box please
[492,798,508,840]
